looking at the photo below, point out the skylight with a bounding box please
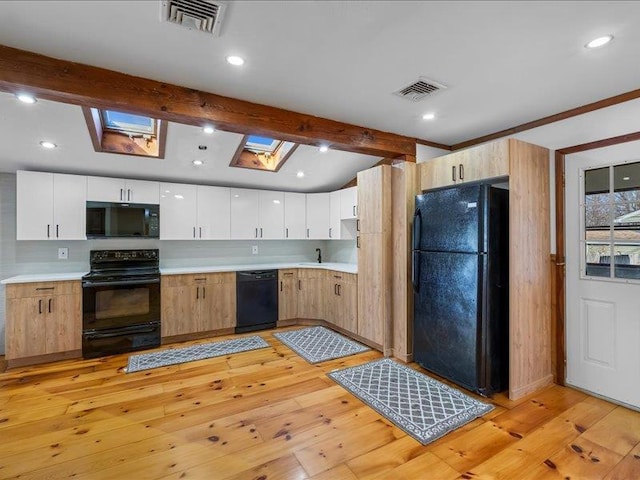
[245,135,282,154]
[100,110,155,136]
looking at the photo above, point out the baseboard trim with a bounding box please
[162,328,236,345]
[6,350,82,369]
[276,318,383,352]
[509,373,554,400]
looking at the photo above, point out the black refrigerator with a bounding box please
[412,183,509,396]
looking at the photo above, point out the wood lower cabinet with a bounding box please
[5,281,81,363]
[326,272,357,334]
[297,269,327,320]
[161,273,236,338]
[278,269,298,320]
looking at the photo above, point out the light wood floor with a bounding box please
[1,327,639,480]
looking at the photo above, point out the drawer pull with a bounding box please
[48,298,52,313]
[38,299,42,314]
[333,275,342,279]
[194,278,206,281]
[36,287,55,291]
[283,272,294,276]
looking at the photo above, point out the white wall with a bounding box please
[416,144,450,163]
[0,172,353,354]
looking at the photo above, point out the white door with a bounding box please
[258,190,284,239]
[87,176,126,202]
[16,171,54,240]
[53,174,87,240]
[230,188,259,239]
[566,155,640,408]
[284,192,306,239]
[197,185,230,240]
[329,191,342,239]
[306,193,330,239]
[340,186,357,219]
[125,180,159,204]
[160,183,197,240]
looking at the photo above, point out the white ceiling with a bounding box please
[0,92,380,192]
[0,1,639,147]
[1,1,639,189]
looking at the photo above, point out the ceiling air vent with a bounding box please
[393,77,447,102]
[162,0,226,36]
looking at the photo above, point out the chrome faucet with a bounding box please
[316,248,322,264]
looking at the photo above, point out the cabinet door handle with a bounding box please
[280,281,283,292]
[194,277,206,281]
[298,279,302,290]
[255,228,258,238]
[128,189,131,201]
[459,163,464,180]
[36,287,55,291]
[356,236,360,248]
[196,287,199,300]
[356,219,360,232]
[193,227,196,238]
[286,227,289,238]
[47,224,50,238]
[452,165,456,182]
[199,227,202,238]
[306,228,310,238]
[329,227,332,238]
[48,298,52,313]
[38,299,42,314]
[353,205,356,217]
[338,284,341,296]
[334,283,337,295]
[260,227,263,238]
[120,188,124,201]
[202,287,205,299]
[56,224,59,238]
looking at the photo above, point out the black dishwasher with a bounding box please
[236,270,278,333]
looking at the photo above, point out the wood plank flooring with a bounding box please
[1,327,639,479]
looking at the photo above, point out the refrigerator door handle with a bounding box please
[411,207,422,293]
[412,251,420,293]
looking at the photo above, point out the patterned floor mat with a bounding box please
[273,326,369,363]
[125,336,269,373]
[328,358,494,445]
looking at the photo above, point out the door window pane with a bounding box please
[585,167,611,277]
[613,162,640,278]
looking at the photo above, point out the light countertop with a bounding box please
[1,272,89,284]
[160,262,357,275]
[1,262,357,284]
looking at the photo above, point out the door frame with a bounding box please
[554,131,640,384]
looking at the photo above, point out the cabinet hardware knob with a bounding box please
[48,298,52,313]
[203,287,205,299]
[306,228,310,238]
[38,299,42,314]
[196,287,199,300]
[56,224,59,238]
[356,219,360,232]
[120,188,124,201]
[193,227,196,238]
[353,205,356,217]
[356,236,360,248]
[128,189,131,201]
[280,281,283,292]
[286,227,289,238]
[199,227,202,238]
[260,227,263,238]
[452,165,456,182]
[329,227,332,238]
[47,224,50,238]
[298,279,302,290]
[36,287,55,291]
[459,163,464,180]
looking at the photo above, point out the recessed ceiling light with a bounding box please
[17,93,36,104]
[623,176,631,181]
[319,145,329,153]
[40,141,57,149]
[192,159,204,166]
[296,171,305,178]
[226,55,245,66]
[203,126,215,134]
[585,35,613,49]
[422,113,436,120]
[273,199,281,204]
[174,194,184,200]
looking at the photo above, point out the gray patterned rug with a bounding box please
[273,326,369,363]
[125,336,269,373]
[328,358,494,445]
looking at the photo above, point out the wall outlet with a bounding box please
[252,245,259,255]
[58,247,69,260]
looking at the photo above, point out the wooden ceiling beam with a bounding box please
[0,44,416,158]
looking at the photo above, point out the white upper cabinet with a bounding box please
[87,176,159,204]
[329,191,342,240]
[306,193,331,239]
[160,183,197,240]
[230,188,260,239]
[340,186,357,219]
[284,192,306,239]
[17,171,86,240]
[258,190,284,239]
[197,185,231,240]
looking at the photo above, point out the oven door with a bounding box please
[83,321,160,359]
[83,278,160,332]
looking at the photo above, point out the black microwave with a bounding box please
[86,202,159,238]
